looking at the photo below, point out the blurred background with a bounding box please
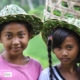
[0,0,45,19]
[0,0,59,68]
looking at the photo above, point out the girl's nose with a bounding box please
[62,50,68,56]
[12,38,20,45]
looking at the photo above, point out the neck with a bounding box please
[58,62,78,73]
[1,51,26,64]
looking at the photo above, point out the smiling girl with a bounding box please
[0,4,43,80]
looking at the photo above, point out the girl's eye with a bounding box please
[56,47,61,50]
[19,33,25,37]
[67,45,73,49]
[6,34,12,38]
[58,47,61,49]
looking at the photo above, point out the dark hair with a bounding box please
[47,27,80,80]
[0,20,33,35]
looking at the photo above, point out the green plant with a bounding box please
[53,9,61,16]
[28,5,44,19]
[74,5,80,11]
[61,1,68,7]
[64,13,74,18]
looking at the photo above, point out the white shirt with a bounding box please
[38,66,65,80]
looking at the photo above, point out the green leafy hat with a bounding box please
[42,0,80,43]
[0,4,43,38]
[42,19,80,43]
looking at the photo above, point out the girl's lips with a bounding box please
[61,58,70,61]
[11,47,21,51]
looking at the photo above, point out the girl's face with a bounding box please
[0,22,31,56]
[53,36,79,65]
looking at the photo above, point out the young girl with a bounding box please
[39,19,80,80]
[0,4,43,80]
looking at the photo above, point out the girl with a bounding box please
[0,4,43,80]
[39,19,80,80]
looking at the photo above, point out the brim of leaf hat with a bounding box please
[42,0,80,43]
[42,19,80,43]
[0,14,43,38]
[0,4,43,38]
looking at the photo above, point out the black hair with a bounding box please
[52,27,80,49]
[47,27,80,80]
[47,39,53,80]
[0,20,33,35]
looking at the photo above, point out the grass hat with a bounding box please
[0,4,43,38]
[42,0,80,43]
[42,19,80,43]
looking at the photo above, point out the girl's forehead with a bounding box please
[61,36,78,46]
[2,23,28,32]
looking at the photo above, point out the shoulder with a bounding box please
[0,55,6,66]
[29,57,43,70]
[30,58,41,65]
[39,66,56,75]
[38,67,50,80]
[40,66,58,73]
[39,66,61,80]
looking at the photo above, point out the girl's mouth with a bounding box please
[61,58,70,62]
[11,47,21,51]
